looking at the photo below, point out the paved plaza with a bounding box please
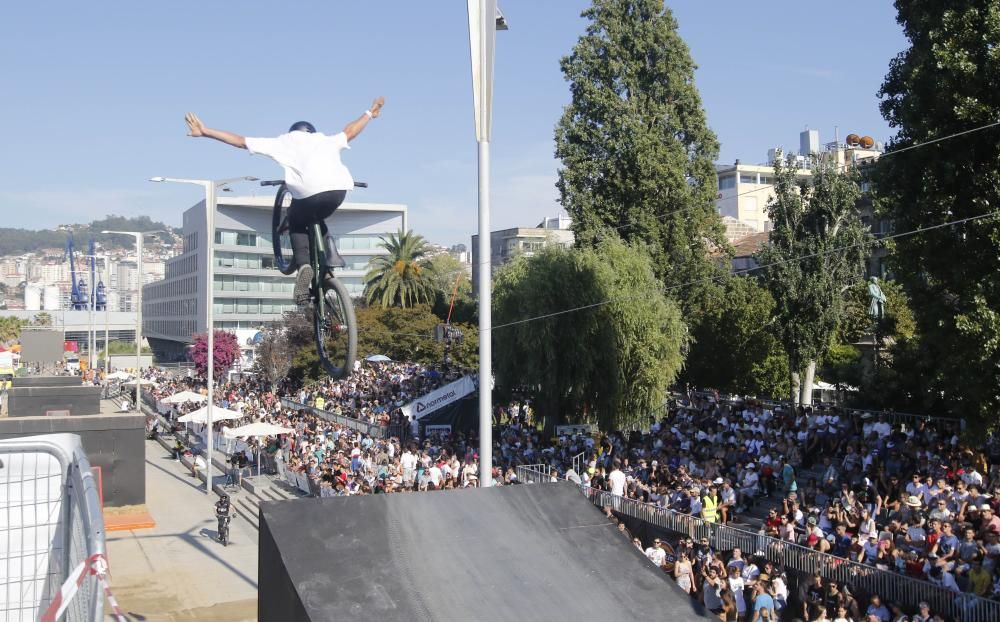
[105,439,258,621]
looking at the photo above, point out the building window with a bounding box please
[740,174,758,184]
[236,232,257,247]
[718,175,735,190]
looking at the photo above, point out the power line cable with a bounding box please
[488,210,1000,332]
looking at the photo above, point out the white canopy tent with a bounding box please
[177,405,243,424]
[161,390,208,405]
[106,371,134,380]
[223,422,294,477]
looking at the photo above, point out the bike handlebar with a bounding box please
[260,180,367,188]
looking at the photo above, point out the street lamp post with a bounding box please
[149,175,257,495]
[102,232,157,413]
[468,0,506,487]
[104,255,110,374]
[82,254,111,374]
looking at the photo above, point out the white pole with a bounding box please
[135,235,143,412]
[469,0,498,487]
[205,183,216,495]
[477,140,492,487]
[89,258,95,372]
[104,256,110,374]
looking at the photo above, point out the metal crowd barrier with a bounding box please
[682,390,959,430]
[280,398,397,440]
[515,465,999,622]
[0,435,105,621]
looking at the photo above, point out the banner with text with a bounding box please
[401,376,476,421]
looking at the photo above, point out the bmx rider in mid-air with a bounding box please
[184,96,385,305]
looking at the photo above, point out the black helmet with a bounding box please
[288,121,316,133]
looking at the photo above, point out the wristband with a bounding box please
[364,110,373,119]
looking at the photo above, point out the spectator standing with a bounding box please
[608,459,627,497]
[751,581,775,622]
[645,538,667,567]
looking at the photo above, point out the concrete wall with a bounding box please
[8,385,101,417]
[0,414,146,507]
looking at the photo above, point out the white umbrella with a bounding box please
[177,404,244,424]
[106,371,133,380]
[365,354,392,362]
[223,422,294,477]
[162,390,208,404]
[224,422,294,438]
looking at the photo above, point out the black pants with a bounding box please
[288,190,347,268]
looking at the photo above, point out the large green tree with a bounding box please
[425,253,476,324]
[356,304,477,370]
[875,1,1000,430]
[493,238,685,431]
[363,229,437,309]
[555,0,726,313]
[681,277,789,398]
[756,156,871,404]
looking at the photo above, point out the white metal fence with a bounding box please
[0,434,105,621]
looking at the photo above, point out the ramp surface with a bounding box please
[259,481,705,622]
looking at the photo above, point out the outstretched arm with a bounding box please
[343,96,385,141]
[185,112,247,149]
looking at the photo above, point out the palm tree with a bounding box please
[0,316,26,345]
[363,229,437,308]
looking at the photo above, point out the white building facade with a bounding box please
[142,195,406,361]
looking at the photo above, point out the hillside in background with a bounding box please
[0,215,175,256]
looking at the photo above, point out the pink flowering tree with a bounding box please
[189,330,241,379]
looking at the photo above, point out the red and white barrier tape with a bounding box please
[41,552,127,622]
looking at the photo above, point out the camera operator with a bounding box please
[215,494,232,544]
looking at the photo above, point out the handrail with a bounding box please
[516,465,998,622]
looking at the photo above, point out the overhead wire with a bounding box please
[488,212,1000,331]
[356,118,1000,341]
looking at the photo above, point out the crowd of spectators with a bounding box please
[143,363,529,496]
[538,392,1000,618]
[143,366,1000,617]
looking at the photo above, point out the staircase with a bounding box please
[143,403,307,531]
[231,475,306,531]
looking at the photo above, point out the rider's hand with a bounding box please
[370,97,385,118]
[185,112,207,137]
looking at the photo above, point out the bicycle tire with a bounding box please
[270,183,297,275]
[314,275,357,379]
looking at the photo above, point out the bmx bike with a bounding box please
[263,180,361,379]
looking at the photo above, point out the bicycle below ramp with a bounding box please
[259,480,706,621]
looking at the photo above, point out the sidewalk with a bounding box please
[104,439,258,621]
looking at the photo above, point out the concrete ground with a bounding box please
[105,439,258,621]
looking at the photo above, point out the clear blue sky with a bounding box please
[0,1,906,246]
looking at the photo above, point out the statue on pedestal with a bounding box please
[867,277,886,321]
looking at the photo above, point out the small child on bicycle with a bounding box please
[184,96,385,305]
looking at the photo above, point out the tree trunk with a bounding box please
[790,371,800,405]
[800,360,816,406]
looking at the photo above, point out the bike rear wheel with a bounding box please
[270,184,296,275]
[314,275,357,379]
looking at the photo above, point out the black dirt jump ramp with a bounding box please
[259,480,707,621]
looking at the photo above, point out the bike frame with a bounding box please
[309,222,329,320]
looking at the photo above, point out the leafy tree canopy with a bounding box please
[555,0,726,314]
[875,0,1000,430]
[493,237,685,431]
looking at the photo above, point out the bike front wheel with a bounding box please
[270,184,296,275]
[314,275,357,379]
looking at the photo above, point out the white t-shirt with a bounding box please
[245,131,353,199]
[608,469,627,496]
[645,546,666,566]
